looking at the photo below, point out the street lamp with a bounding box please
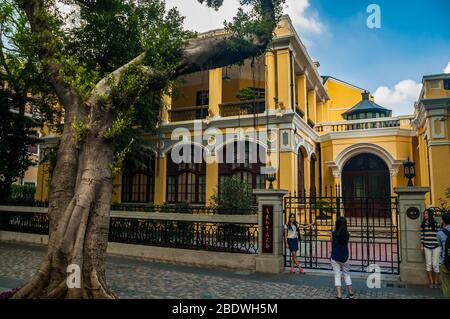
[222,67,231,82]
[403,158,415,187]
[266,166,276,189]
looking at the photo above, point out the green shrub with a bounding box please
[211,177,253,215]
[9,184,36,201]
[160,202,193,214]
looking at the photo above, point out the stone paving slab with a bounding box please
[0,242,444,299]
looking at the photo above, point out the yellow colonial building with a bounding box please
[35,16,450,208]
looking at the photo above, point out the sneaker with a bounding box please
[429,284,434,289]
[290,267,295,273]
[298,268,305,274]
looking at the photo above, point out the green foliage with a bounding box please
[0,87,38,200]
[438,188,450,211]
[211,177,253,213]
[59,56,101,101]
[109,138,135,175]
[3,0,283,195]
[71,117,89,144]
[103,109,135,140]
[223,0,285,55]
[9,184,36,201]
[40,144,59,184]
[0,0,62,125]
[236,87,256,101]
[61,0,191,169]
[0,0,59,201]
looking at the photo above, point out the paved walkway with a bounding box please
[0,242,444,299]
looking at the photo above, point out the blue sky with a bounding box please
[298,0,450,115]
[166,0,450,115]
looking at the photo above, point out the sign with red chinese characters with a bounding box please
[262,205,274,253]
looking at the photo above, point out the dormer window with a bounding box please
[342,91,392,121]
[444,79,450,90]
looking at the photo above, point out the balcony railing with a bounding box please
[167,100,266,122]
[219,99,265,117]
[315,116,412,133]
[169,105,208,122]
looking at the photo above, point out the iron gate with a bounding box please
[283,192,400,274]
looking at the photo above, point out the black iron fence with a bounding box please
[109,218,258,253]
[284,194,400,274]
[0,212,49,235]
[0,211,258,254]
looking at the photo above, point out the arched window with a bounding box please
[121,156,155,203]
[218,141,266,192]
[310,155,316,196]
[167,145,206,204]
[297,149,305,197]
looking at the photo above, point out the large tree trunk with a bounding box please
[14,0,278,299]
[13,105,115,299]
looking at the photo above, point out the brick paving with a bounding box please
[0,242,444,299]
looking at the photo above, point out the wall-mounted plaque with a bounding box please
[262,205,274,253]
[406,206,420,220]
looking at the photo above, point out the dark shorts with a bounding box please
[287,238,299,252]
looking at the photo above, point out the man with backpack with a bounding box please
[437,212,450,298]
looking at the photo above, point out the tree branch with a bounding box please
[90,0,278,101]
[174,0,277,76]
[18,0,83,111]
[19,0,83,228]
[86,53,148,106]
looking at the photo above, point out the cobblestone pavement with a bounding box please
[0,242,444,299]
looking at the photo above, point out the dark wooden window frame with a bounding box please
[167,146,206,204]
[121,157,155,203]
[218,141,266,193]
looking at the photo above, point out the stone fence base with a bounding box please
[0,231,256,271]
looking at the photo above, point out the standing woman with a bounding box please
[331,216,354,299]
[284,213,315,274]
[420,208,441,288]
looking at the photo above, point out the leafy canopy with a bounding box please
[3,0,284,168]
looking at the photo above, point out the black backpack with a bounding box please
[443,229,450,270]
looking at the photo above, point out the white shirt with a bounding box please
[284,224,299,239]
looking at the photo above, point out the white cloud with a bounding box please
[165,0,239,32]
[284,0,324,33]
[444,61,450,73]
[165,0,324,34]
[373,80,423,116]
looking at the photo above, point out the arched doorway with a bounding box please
[342,153,390,198]
[342,153,391,217]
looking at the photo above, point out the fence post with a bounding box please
[394,186,430,285]
[253,189,289,274]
